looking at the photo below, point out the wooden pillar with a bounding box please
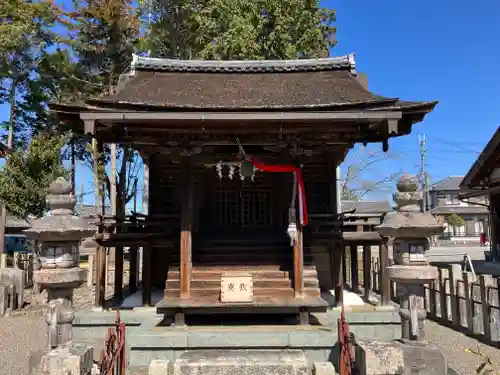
[129,246,138,293]
[379,237,391,305]
[95,244,106,308]
[350,243,359,292]
[114,247,124,301]
[327,151,340,294]
[342,245,347,284]
[92,138,108,308]
[180,159,193,299]
[142,241,152,306]
[293,228,304,297]
[362,245,372,300]
[333,243,344,306]
[490,192,500,260]
[110,143,124,301]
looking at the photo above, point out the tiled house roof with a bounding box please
[341,200,392,214]
[430,176,464,191]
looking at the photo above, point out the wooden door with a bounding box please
[206,173,274,234]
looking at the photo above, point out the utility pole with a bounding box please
[0,81,16,267]
[419,134,428,213]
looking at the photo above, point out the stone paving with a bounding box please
[1,263,499,374]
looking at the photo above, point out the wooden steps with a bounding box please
[165,278,320,290]
[164,287,320,299]
[164,264,321,300]
[163,236,322,302]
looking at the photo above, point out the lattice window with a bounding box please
[211,174,273,229]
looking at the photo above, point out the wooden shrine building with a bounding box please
[460,126,500,261]
[50,54,437,322]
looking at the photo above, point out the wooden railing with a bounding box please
[371,259,500,344]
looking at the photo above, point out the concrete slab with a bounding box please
[313,362,336,375]
[173,349,309,375]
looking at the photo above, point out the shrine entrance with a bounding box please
[202,171,287,239]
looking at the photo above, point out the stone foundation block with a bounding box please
[173,349,310,375]
[396,341,448,375]
[356,341,404,375]
[0,283,9,315]
[313,361,336,375]
[0,268,25,309]
[149,360,171,375]
[37,343,94,375]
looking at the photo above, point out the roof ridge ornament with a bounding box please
[129,53,358,74]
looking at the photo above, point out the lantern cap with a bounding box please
[375,173,444,238]
[24,177,95,241]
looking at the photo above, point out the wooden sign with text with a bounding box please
[220,272,254,303]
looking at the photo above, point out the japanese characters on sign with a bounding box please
[220,272,254,303]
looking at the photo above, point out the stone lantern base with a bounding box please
[356,340,448,375]
[32,342,95,375]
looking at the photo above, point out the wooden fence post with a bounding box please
[472,278,483,335]
[492,277,500,343]
[480,275,495,342]
[457,275,467,328]
[438,268,448,319]
[463,271,474,332]
[448,264,461,326]
[87,254,94,288]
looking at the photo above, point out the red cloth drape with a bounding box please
[248,157,308,226]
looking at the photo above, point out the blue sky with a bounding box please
[331,0,500,200]
[1,0,499,208]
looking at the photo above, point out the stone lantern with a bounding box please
[375,174,444,342]
[24,177,95,349]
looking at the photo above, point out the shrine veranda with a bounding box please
[50,54,437,323]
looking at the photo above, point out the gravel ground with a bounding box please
[2,258,500,374]
[0,314,47,375]
[424,320,500,375]
[0,262,129,375]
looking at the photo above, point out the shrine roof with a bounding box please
[81,53,437,112]
[461,126,500,191]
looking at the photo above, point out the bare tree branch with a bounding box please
[341,146,403,200]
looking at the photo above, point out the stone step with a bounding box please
[164,287,321,298]
[167,268,318,280]
[198,238,289,246]
[192,254,315,262]
[171,349,310,375]
[169,264,318,272]
[165,278,319,289]
[195,246,291,252]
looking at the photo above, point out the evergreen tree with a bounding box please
[142,0,336,59]
[63,0,142,213]
[66,0,141,98]
[0,132,69,218]
[0,0,63,147]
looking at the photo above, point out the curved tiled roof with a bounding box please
[130,53,358,74]
[84,53,435,112]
